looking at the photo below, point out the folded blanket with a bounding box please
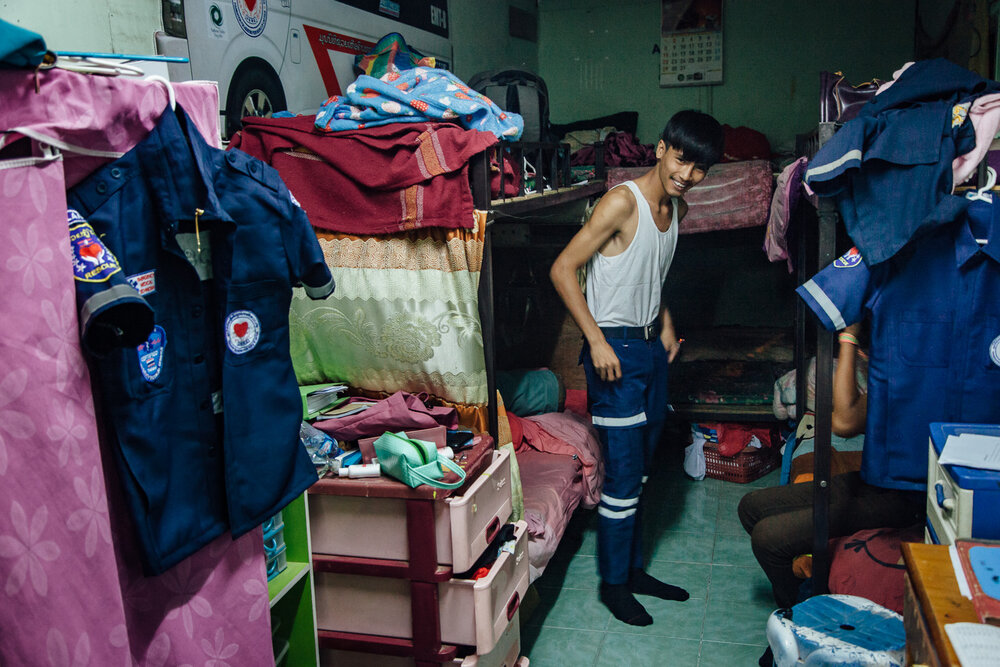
[315,67,523,140]
[232,116,497,234]
[509,411,604,509]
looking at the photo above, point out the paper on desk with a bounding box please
[937,434,1000,471]
[945,622,1000,666]
[951,544,974,599]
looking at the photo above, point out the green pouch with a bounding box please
[373,431,467,490]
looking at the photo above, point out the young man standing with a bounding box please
[549,110,723,625]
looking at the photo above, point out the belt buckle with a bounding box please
[643,324,654,340]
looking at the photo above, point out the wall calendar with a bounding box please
[660,0,723,87]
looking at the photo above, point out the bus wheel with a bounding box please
[225,66,286,138]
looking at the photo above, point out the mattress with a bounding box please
[606,159,774,234]
[669,326,794,421]
[517,448,584,582]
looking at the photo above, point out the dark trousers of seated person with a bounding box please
[737,471,925,608]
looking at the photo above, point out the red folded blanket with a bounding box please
[231,116,498,234]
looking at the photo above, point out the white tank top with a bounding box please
[585,181,678,327]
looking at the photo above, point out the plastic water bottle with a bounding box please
[299,421,341,478]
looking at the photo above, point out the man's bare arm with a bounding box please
[550,190,634,382]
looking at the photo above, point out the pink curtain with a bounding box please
[0,70,273,666]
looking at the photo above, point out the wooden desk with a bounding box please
[902,542,979,666]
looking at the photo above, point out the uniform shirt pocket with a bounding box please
[224,280,282,366]
[897,313,951,368]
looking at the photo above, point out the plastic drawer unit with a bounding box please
[309,447,513,573]
[925,422,1000,545]
[314,520,529,655]
[322,610,528,667]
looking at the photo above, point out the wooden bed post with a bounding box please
[470,150,500,443]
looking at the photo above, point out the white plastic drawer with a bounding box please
[446,447,514,573]
[454,609,523,667]
[439,521,528,651]
[315,521,529,655]
[925,439,974,545]
[321,610,524,667]
[309,448,512,573]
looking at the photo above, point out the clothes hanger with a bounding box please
[964,166,995,245]
[53,54,145,77]
[144,74,176,111]
[965,165,996,203]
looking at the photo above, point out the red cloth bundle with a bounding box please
[232,116,498,234]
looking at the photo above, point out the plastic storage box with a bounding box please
[309,447,513,573]
[262,510,283,534]
[314,520,529,655]
[925,422,1000,545]
[322,609,528,666]
[266,544,287,581]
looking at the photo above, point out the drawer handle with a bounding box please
[486,516,501,543]
[506,591,520,621]
[935,482,955,511]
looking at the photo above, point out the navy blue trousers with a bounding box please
[583,336,669,585]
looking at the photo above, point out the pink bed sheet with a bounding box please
[518,449,583,581]
[606,159,774,234]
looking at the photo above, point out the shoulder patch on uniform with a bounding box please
[833,247,863,268]
[225,309,261,354]
[990,335,1000,368]
[137,325,167,382]
[127,270,156,296]
[68,208,122,283]
[953,102,970,128]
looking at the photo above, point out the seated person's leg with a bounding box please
[741,489,815,609]
[737,477,814,536]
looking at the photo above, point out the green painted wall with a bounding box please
[448,0,919,328]
[536,0,916,152]
[450,0,539,80]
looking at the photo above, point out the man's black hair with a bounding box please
[660,109,724,167]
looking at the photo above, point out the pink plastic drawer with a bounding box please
[454,609,523,667]
[321,610,524,667]
[309,448,512,573]
[315,521,529,655]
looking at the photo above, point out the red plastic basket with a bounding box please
[702,428,781,483]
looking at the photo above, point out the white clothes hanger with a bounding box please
[965,166,995,245]
[966,166,996,203]
[144,75,176,111]
[54,55,145,77]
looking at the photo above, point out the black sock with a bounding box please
[629,569,690,601]
[600,583,653,626]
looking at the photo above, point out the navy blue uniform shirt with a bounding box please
[797,196,1000,491]
[68,105,334,574]
[805,58,998,266]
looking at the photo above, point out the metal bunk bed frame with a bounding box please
[470,140,607,443]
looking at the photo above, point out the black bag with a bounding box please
[819,70,884,124]
[468,69,550,142]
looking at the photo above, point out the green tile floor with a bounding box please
[521,432,782,666]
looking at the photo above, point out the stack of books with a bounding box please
[299,383,348,420]
[315,397,377,421]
